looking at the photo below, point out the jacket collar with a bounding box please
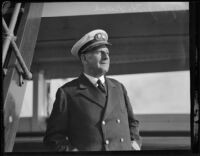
[78,73,115,89]
[78,74,106,108]
[102,78,118,119]
[78,73,116,109]
[78,73,95,89]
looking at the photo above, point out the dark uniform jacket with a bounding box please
[43,74,142,151]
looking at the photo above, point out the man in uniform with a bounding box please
[43,29,142,151]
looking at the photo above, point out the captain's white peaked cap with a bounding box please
[71,29,111,58]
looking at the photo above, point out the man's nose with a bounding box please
[102,52,109,59]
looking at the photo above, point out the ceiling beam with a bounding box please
[32,10,189,79]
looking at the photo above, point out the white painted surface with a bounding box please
[109,71,190,114]
[20,71,190,116]
[20,81,33,117]
[42,2,189,17]
[47,71,190,115]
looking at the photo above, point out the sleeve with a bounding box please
[43,87,74,151]
[121,84,142,148]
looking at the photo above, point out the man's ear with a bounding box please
[80,54,87,65]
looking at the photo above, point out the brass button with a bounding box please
[102,120,106,125]
[9,116,13,123]
[105,140,109,145]
[120,138,124,142]
[116,119,120,123]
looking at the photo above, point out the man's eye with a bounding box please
[95,51,103,55]
[99,51,109,55]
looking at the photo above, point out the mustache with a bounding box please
[100,61,110,64]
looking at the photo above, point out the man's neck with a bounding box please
[84,72,104,79]
[84,71,104,78]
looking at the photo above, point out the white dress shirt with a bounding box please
[83,73,105,87]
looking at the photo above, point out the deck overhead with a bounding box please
[31,5,189,79]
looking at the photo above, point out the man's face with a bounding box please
[82,46,110,77]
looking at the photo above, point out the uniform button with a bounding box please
[116,119,120,123]
[102,120,106,125]
[105,140,109,145]
[120,138,124,142]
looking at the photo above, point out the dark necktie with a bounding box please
[97,79,106,93]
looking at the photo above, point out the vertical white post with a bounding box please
[32,71,47,131]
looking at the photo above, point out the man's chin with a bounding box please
[101,68,109,75]
[95,68,109,76]
[100,64,109,70]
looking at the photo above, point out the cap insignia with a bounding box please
[94,33,106,41]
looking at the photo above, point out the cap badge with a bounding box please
[94,33,106,41]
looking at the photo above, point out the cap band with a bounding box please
[79,39,97,54]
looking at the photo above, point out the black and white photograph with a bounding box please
[2,2,199,155]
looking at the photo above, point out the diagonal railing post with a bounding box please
[3,18,32,79]
[2,3,21,66]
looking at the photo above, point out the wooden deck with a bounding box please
[13,114,191,152]
[13,135,190,152]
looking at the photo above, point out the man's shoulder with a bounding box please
[106,77,122,86]
[60,77,79,90]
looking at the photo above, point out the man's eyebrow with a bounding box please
[97,49,109,52]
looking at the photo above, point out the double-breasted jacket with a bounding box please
[43,74,141,151]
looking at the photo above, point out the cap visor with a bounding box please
[83,41,112,52]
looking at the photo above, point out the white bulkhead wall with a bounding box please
[42,2,189,17]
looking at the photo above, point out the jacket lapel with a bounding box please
[102,78,118,120]
[77,74,106,108]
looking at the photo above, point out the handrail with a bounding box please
[2,18,32,80]
[2,3,21,66]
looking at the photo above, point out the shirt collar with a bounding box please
[84,73,105,87]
